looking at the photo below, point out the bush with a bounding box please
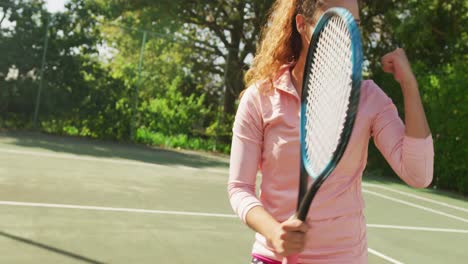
[135,127,230,154]
[418,58,467,194]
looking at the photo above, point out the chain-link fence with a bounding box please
[0,1,231,153]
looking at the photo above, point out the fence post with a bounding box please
[33,15,50,129]
[130,30,148,140]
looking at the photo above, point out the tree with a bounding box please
[96,0,275,118]
[0,0,131,138]
[0,0,49,119]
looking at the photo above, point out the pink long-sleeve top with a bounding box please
[228,65,434,263]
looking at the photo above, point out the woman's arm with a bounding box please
[228,87,308,258]
[369,48,434,188]
[381,48,431,138]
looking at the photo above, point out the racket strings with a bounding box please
[304,16,353,177]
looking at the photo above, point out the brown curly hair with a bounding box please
[243,0,325,92]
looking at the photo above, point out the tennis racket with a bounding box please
[284,7,362,264]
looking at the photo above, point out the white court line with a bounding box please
[0,148,227,174]
[363,183,468,213]
[0,202,408,264]
[1,200,468,234]
[363,189,468,223]
[368,248,404,264]
[0,200,237,218]
[367,224,468,234]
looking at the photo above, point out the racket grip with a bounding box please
[283,254,299,264]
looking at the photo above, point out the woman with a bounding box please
[228,0,434,263]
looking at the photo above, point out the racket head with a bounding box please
[300,7,363,181]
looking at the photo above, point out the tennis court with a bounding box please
[0,131,466,264]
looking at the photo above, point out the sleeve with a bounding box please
[227,87,264,223]
[368,81,434,188]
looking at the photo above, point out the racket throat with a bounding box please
[296,177,324,221]
[297,166,308,210]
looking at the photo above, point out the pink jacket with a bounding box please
[228,65,434,263]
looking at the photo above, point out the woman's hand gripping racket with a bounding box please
[284,8,363,264]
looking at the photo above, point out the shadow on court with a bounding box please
[0,131,229,170]
[0,231,106,264]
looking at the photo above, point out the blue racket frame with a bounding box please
[296,7,363,221]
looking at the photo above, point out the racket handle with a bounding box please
[283,254,299,264]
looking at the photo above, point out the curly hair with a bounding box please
[243,0,325,93]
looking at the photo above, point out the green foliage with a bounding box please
[416,58,467,193]
[139,75,209,136]
[100,0,275,117]
[206,107,234,145]
[135,127,230,154]
[0,0,49,116]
